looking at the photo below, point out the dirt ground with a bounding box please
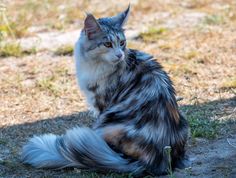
[0,0,236,177]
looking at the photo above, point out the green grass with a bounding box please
[54,44,74,56]
[203,14,225,25]
[36,76,60,96]
[0,43,22,57]
[188,115,221,139]
[139,27,169,42]
[182,105,223,139]
[0,42,36,57]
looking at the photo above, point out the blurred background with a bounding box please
[0,0,236,177]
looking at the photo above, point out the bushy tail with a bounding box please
[21,127,143,174]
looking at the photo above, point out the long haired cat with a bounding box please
[21,6,189,176]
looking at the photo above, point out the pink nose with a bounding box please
[116,54,122,59]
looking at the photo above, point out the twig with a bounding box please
[227,138,236,149]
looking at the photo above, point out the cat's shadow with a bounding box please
[2,96,235,145]
[0,97,235,177]
[1,111,95,145]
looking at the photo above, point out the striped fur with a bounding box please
[21,6,189,176]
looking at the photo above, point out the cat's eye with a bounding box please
[103,42,113,48]
[120,40,125,46]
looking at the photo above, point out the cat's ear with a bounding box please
[84,13,102,40]
[111,5,130,28]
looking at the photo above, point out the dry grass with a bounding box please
[139,27,169,42]
[0,0,236,177]
[54,44,74,56]
[221,77,236,89]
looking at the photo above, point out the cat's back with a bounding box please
[126,49,163,74]
[110,49,175,112]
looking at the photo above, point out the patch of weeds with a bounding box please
[221,77,236,89]
[0,42,36,57]
[36,76,60,96]
[0,43,22,57]
[182,105,222,139]
[139,27,169,42]
[202,14,225,25]
[54,44,74,56]
[1,3,30,39]
[188,116,221,139]
[55,67,69,77]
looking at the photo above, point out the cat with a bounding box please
[21,6,189,176]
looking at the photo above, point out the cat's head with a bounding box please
[80,6,130,65]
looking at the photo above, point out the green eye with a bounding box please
[103,42,113,48]
[120,40,126,46]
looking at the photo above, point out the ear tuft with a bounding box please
[111,5,130,28]
[84,14,102,39]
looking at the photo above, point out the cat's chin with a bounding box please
[111,60,122,65]
[103,58,124,66]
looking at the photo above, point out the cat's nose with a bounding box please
[116,54,122,59]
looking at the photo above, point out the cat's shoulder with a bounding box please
[127,49,153,61]
[127,49,162,71]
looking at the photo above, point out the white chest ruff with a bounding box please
[76,61,99,116]
[74,40,118,116]
[76,58,115,116]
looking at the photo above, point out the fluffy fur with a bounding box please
[21,6,189,176]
